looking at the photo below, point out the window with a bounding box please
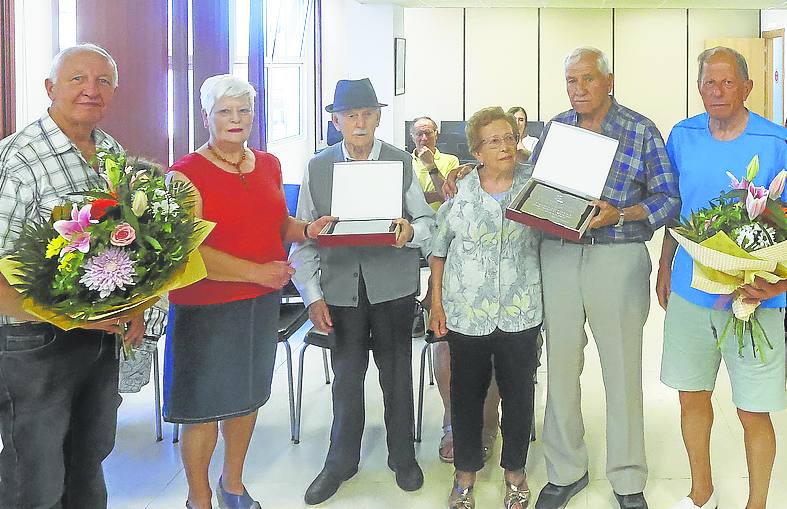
[263,0,310,143]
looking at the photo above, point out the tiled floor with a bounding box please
[105,239,787,508]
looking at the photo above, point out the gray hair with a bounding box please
[200,74,257,115]
[697,46,749,82]
[564,47,611,76]
[49,43,118,87]
[410,116,438,134]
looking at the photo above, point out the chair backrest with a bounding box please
[404,120,415,153]
[526,121,545,138]
[283,183,300,216]
[327,121,343,146]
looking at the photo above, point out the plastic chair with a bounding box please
[293,326,333,444]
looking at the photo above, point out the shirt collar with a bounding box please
[342,138,382,161]
[567,96,620,130]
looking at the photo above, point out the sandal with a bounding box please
[448,476,475,509]
[503,475,531,509]
[439,426,454,463]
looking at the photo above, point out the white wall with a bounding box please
[321,0,402,146]
[399,6,761,140]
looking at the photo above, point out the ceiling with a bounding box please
[358,0,787,8]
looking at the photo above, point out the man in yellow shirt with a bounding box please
[410,117,460,212]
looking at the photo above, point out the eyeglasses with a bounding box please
[480,133,518,149]
[413,129,436,138]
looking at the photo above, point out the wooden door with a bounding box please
[705,37,766,117]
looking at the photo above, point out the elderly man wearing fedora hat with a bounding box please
[290,78,435,505]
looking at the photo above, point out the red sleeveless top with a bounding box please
[168,149,288,305]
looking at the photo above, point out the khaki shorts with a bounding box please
[661,293,786,413]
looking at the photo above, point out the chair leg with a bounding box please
[294,343,311,444]
[415,341,429,443]
[322,347,331,384]
[153,345,163,442]
[281,339,296,441]
[173,423,180,444]
[427,342,435,385]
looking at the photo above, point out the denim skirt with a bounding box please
[162,292,279,423]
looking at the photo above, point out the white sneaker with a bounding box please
[669,489,718,509]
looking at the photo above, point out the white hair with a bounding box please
[49,43,118,87]
[200,74,257,115]
[697,46,749,82]
[564,46,611,76]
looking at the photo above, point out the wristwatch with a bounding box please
[615,208,625,227]
[428,166,439,175]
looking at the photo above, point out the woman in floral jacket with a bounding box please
[429,106,542,509]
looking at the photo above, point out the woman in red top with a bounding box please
[164,74,333,509]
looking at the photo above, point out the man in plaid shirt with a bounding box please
[0,44,143,508]
[533,47,680,509]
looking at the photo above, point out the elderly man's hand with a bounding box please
[308,299,333,333]
[441,163,474,199]
[416,146,435,167]
[588,199,621,229]
[393,218,414,248]
[122,312,146,348]
[738,277,787,304]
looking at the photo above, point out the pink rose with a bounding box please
[110,223,136,246]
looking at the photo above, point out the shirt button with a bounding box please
[353,272,358,277]
[352,296,357,302]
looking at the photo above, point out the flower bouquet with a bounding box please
[0,151,213,332]
[671,155,787,359]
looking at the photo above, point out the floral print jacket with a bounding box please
[432,164,542,336]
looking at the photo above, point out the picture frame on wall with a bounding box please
[394,37,406,96]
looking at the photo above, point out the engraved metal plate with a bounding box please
[519,182,590,229]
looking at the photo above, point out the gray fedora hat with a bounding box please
[325,78,387,113]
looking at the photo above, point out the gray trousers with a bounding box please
[540,239,650,495]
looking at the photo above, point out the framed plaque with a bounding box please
[506,122,618,241]
[318,161,403,247]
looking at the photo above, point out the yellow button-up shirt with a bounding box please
[412,148,460,211]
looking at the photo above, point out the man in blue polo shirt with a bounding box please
[657,47,787,509]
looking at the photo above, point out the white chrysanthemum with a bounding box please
[734,222,777,251]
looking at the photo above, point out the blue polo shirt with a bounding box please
[667,111,787,309]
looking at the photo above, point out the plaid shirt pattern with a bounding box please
[0,113,121,323]
[531,98,680,243]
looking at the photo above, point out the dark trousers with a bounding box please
[0,324,120,509]
[448,326,540,473]
[325,276,416,474]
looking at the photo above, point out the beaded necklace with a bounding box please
[208,144,249,188]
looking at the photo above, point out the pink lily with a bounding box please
[53,204,98,254]
[768,170,787,199]
[726,171,748,190]
[745,183,768,220]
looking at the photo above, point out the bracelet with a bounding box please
[303,222,312,240]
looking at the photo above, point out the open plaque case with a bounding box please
[505,121,619,241]
[317,160,403,247]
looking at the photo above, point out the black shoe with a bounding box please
[304,467,358,505]
[535,472,589,509]
[387,458,424,491]
[614,492,648,509]
[411,301,425,338]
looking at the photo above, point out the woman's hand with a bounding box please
[306,216,338,240]
[429,304,448,338]
[256,261,295,289]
